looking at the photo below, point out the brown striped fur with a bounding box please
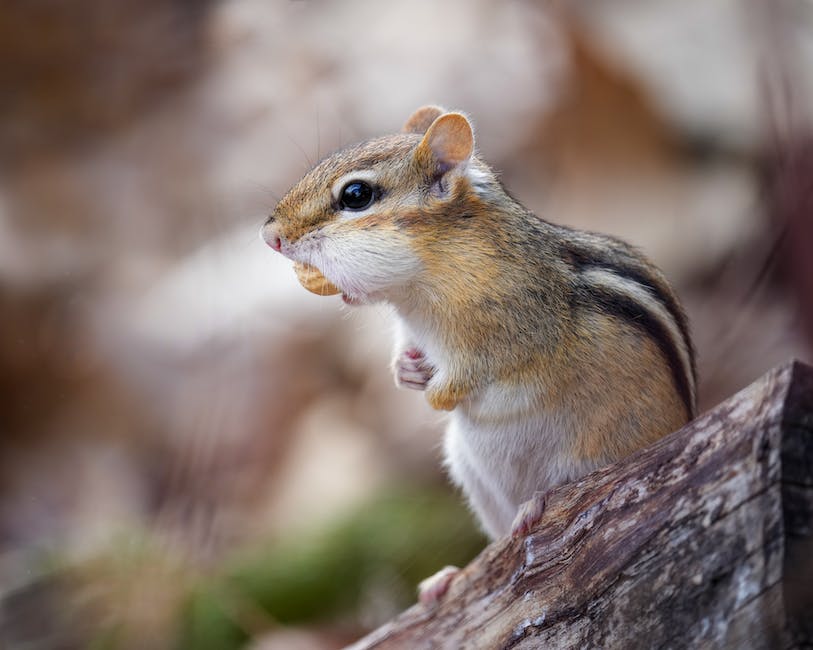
[263,107,697,539]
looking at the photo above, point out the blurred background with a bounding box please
[0,0,811,648]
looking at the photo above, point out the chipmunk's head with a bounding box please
[262,106,497,304]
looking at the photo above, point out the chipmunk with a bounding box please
[261,106,697,605]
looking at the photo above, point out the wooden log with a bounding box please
[348,360,813,649]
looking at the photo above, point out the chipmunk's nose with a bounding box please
[260,219,283,252]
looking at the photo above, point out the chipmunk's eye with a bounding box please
[339,181,375,211]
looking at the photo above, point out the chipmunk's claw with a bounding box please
[417,565,459,607]
[511,492,548,538]
[395,348,434,391]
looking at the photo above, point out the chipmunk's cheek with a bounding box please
[320,228,420,297]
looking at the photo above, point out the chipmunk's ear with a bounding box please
[402,105,446,134]
[415,112,474,174]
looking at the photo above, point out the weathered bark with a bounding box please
[349,360,813,650]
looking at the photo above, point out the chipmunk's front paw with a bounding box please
[511,491,548,538]
[394,348,434,391]
[417,565,459,607]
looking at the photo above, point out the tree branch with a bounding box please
[349,361,813,649]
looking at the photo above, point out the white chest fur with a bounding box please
[445,386,596,539]
[393,314,598,539]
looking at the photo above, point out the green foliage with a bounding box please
[180,588,249,650]
[177,487,486,648]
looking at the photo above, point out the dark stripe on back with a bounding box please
[580,283,695,418]
[567,244,696,390]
